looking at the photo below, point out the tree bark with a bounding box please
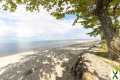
[95,0,120,59]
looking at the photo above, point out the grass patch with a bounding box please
[93,40,109,58]
[103,58,120,71]
[95,52,108,58]
[113,65,120,72]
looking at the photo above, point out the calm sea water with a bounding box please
[0,40,80,56]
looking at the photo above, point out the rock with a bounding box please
[0,48,79,80]
[71,53,120,80]
[112,37,120,51]
[82,71,99,80]
[111,37,120,59]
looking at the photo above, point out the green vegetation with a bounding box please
[103,57,120,71]
[0,0,120,59]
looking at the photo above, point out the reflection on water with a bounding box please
[0,40,79,56]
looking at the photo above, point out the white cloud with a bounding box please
[0,20,15,37]
[0,6,98,40]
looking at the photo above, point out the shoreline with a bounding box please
[0,40,106,80]
[0,50,35,68]
[0,40,98,57]
[0,49,34,57]
[0,40,98,69]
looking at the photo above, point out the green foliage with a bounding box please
[99,40,108,51]
[2,0,17,12]
[51,12,65,19]
[16,0,22,4]
[110,0,120,4]
[0,0,120,37]
[113,65,120,72]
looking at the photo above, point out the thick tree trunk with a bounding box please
[98,13,120,59]
[95,0,120,59]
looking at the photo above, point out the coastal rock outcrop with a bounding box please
[71,53,120,80]
[0,41,119,80]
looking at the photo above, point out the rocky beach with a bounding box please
[0,40,119,80]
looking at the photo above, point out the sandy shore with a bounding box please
[0,40,98,68]
[0,51,35,68]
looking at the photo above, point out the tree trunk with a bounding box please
[95,0,120,59]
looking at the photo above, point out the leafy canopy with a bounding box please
[0,0,120,36]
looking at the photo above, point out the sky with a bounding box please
[0,6,99,42]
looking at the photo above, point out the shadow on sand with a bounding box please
[0,48,81,80]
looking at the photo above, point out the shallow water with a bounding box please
[0,40,83,56]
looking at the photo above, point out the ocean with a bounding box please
[0,40,82,56]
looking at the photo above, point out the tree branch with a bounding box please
[113,3,119,16]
